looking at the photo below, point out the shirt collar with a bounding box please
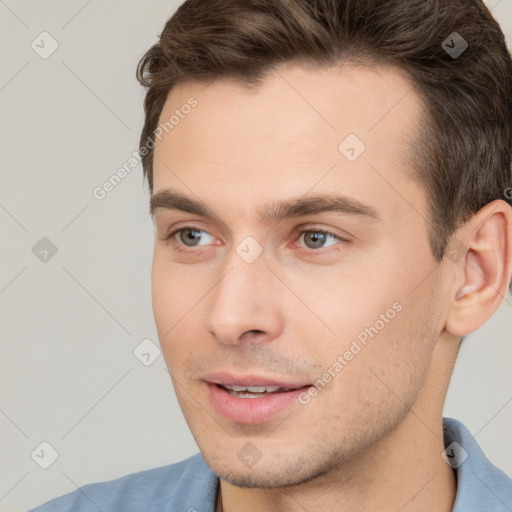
[443,417,512,511]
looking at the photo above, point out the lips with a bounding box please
[203,373,312,424]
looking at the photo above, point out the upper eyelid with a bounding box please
[167,224,341,237]
[155,209,356,238]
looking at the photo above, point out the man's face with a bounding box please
[151,63,448,487]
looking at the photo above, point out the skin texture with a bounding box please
[150,62,512,511]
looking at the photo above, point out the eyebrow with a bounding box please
[149,189,381,226]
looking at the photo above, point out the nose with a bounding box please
[203,250,283,346]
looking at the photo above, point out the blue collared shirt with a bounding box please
[28,417,512,511]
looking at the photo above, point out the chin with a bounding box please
[202,449,343,489]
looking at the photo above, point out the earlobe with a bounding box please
[444,200,512,338]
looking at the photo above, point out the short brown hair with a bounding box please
[136,0,512,275]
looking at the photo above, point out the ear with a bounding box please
[444,199,512,337]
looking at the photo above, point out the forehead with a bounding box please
[152,62,427,230]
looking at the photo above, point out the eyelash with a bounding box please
[161,225,347,255]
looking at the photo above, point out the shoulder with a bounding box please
[28,453,219,512]
[443,417,512,511]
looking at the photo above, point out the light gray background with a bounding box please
[1,1,511,511]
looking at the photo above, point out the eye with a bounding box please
[161,225,346,253]
[164,226,215,248]
[296,228,343,250]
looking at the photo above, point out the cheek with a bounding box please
[151,255,191,362]
[291,272,401,354]
[151,253,219,373]
[151,252,197,331]
[314,312,431,439]
[317,287,435,403]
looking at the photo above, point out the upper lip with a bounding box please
[203,372,311,389]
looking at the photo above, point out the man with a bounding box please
[30,0,512,510]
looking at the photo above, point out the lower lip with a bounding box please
[205,383,311,424]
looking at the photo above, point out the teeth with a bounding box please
[224,385,283,393]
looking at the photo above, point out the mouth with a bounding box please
[215,384,300,398]
[203,374,312,424]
